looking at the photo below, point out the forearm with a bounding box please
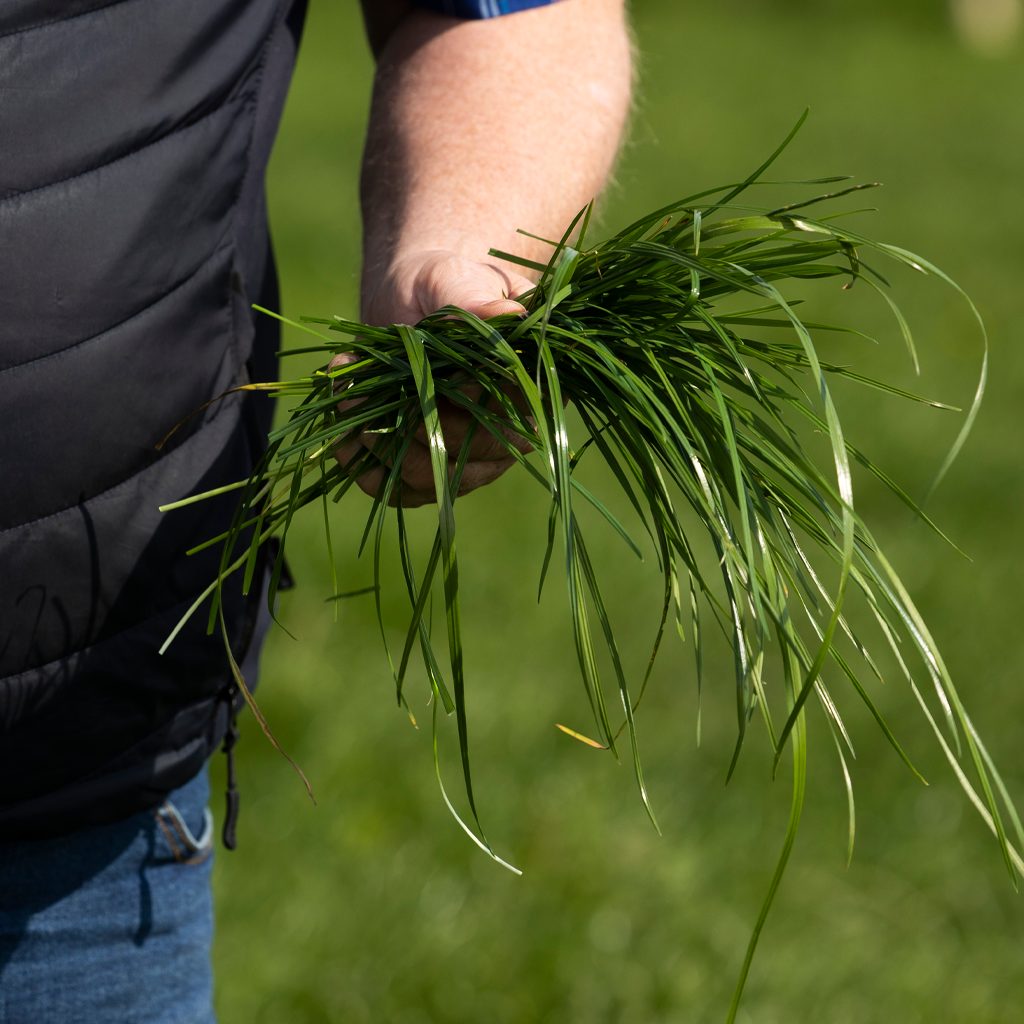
[359,0,632,320]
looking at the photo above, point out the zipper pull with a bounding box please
[222,718,241,850]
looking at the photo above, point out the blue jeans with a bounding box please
[0,770,215,1023]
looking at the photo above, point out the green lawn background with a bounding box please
[211,2,1024,1021]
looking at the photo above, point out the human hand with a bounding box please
[332,250,537,508]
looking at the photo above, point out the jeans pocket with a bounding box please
[152,798,214,865]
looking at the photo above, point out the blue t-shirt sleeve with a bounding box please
[411,0,563,18]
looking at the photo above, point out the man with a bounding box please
[0,0,630,1019]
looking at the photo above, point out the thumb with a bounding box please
[409,254,534,322]
[459,295,528,320]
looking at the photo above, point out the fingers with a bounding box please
[328,352,361,371]
[411,391,534,462]
[328,351,365,416]
[330,344,530,506]
[351,465,437,508]
[376,436,514,499]
[333,432,516,507]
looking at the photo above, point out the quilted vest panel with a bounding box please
[0,0,308,838]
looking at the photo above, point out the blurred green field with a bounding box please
[210,2,1024,1021]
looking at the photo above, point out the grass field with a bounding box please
[210,2,1024,1021]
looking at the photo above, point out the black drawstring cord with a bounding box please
[222,713,241,850]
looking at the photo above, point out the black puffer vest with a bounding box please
[0,0,307,839]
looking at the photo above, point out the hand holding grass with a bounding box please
[332,249,537,507]
[343,0,632,507]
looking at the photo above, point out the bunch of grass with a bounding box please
[161,119,1019,1019]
